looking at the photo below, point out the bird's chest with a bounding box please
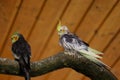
[12,41,26,54]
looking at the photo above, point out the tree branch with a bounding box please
[0,52,118,80]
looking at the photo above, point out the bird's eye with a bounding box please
[11,37,13,40]
[60,29,62,31]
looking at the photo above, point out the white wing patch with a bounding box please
[12,52,20,59]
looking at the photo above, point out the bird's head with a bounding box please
[11,32,20,43]
[57,21,69,36]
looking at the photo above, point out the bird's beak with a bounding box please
[57,20,62,32]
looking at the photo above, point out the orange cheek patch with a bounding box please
[62,30,65,33]
[12,36,18,41]
[15,37,17,40]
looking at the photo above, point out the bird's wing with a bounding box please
[61,33,103,59]
[60,34,89,51]
[25,41,31,57]
[73,34,103,57]
[23,54,30,67]
[19,56,30,80]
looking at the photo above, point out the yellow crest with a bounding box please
[12,32,19,36]
[57,20,62,31]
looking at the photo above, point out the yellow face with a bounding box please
[11,34,19,43]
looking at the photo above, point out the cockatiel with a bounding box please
[11,32,31,80]
[57,21,108,67]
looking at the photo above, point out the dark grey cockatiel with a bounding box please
[57,21,108,67]
[11,32,31,80]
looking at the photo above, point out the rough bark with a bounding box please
[0,52,118,80]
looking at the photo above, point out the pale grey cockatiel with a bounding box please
[57,21,108,67]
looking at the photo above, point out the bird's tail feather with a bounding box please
[79,50,109,68]
[19,57,30,80]
[24,68,30,80]
[84,54,109,68]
